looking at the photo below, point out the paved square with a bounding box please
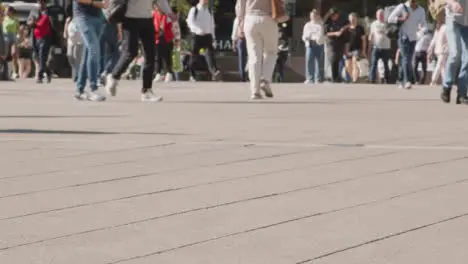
[1,80,468,264]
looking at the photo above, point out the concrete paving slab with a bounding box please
[1,80,468,263]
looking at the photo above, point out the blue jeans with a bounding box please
[443,18,468,96]
[237,38,247,82]
[100,22,119,76]
[34,37,52,80]
[398,36,416,84]
[75,15,102,93]
[369,48,390,83]
[305,44,324,82]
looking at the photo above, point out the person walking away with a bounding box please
[235,0,279,99]
[28,0,54,84]
[187,0,220,82]
[413,26,432,84]
[65,16,84,84]
[153,4,175,83]
[440,0,468,104]
[302,9,324,84]
[388,0,427,89]
[3,6,19,79]
[232,14,247,82]
[369,8,391,84]
[17,25,33,78]
[99,14,121,86]
[72,0,107,101]
[324,8,349,83]
[428,20,448,86]
[343,12,366,83]
[104,0,176,102]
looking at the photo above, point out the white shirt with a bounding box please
[186,4,216,38]
[302,21,324,46]
[232,17,239,41]
[428,25,448,55]
[415,29,432,52]
[388,2,427,42]
[370,20,391,50]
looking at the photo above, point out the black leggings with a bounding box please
[414,51,427,84]
[112,17,155,93]
[155,36,174,75]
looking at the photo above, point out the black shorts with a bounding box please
[18,48,33,59]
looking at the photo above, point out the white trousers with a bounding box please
[432,53,447,84]
[244,15,279,94]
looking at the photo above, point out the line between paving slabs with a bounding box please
[103,157,468,264]
[0,142,176,166]
[1,153,466,252]
[0,142,239,180]
[295,212,468,264]
[0,148,396,220]
[0,145,325,199]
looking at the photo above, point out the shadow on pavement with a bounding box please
[0,129,187,136]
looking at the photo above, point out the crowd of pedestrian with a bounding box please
[1,0,468,105]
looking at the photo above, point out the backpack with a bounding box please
[386,4,409,39]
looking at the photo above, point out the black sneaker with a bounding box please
[456,95,468,105]
[441,88,451,103]
[47,75,52,84]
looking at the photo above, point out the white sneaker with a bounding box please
[250,93,263,100]
[105,74,118,96]
[141,91,163,102]
[190,76,197,82]
[398,83,404,89]
[88,91,106,102]
[260,80,273,98]
[165,73,173,83]
[153,74,163,82]
[304,80,313,84]
[404,82,412,89]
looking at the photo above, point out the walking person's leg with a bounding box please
[106,18,139,96]
[237,38,247,82]
[413,52,421,83]
[189,35,202,80]
[399,37,413,88]
[421,51,428,84]
[316,44,325,83]
[164,40,174,81]
[244,15,264,98]
[455,24,468,104]
[138,18,161,101]
[369,48,378,83]
[154,42,164,80]
[305,46,313,83]
[204,35,220,80]
[259,16,278,97]
[382,49,390,84]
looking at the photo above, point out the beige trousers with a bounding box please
[243,15,279,95]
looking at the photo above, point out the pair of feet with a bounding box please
[105,74,163,102]
[153,73,173,83]
[251,80,273,100]
[398,82,413,89]
[441,88,468,104]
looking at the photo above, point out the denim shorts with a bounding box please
[3,33,17,45]
[346,50,362,60]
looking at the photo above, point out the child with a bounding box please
[65,16,83,84]
[16,25,32,78]
[2,6,19,79]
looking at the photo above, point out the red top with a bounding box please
[34,13,52,39]
[153,11,174,44]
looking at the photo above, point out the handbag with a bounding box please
[104,0,128,24]
[271,0,289,23]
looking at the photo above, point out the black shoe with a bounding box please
[441,88,451,103]
[456,95,468,105]
[36,79,43,84]
[47,75,52,83]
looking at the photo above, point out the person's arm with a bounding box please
[186,7,197,33]
[63,17,71,39]
[27,10,37,27]
[237,0,246,37]
[302,24,309,43]
[419,8,428,29]
[155,0,172,15]
[427,30,437,56]
[117,23,123,41]
[211,12,216,40]
[388,4,405,24]
[232,17,239,51]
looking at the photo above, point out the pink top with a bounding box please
[429,24,448,55]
